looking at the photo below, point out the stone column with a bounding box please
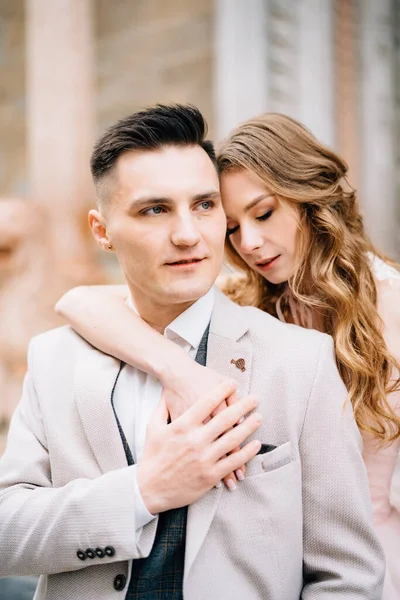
[297,0,335,147]
[214,0,335,145]
[394,0,400,260]
[335,0,360,189]
[213,0,269,140]
[359,0,397,256]
[26,0,96,272]
[267,0,335,145]
[267,0,298,118]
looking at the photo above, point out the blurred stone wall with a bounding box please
[96,0,214,134]
[0,0,26,196]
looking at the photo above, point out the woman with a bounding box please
[57,113,400,597]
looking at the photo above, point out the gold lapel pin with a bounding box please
[230,358,246,372]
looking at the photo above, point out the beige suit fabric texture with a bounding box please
[0,289,384,600]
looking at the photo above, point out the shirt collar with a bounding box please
[164,287,215,351]
[128,287,215,353]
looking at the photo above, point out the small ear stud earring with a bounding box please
[108,244,112,250]
[231,358,246,372]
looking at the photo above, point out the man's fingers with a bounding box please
[210,400,228,419]
[177,379,238,428]
[225,390,239,407]
[212,412,262,460]
[216,439,261,481]
[225,390,244,425]
[205,395,258,441]
[208,395,257,489]
[210,389,238,419]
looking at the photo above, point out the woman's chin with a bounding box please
[257,267,289,286]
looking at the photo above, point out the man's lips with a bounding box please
[165,258,205,266]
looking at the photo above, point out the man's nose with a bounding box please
[170,214,202,247]
[239,225,263,255]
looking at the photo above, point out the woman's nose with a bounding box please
[239,226,263,255]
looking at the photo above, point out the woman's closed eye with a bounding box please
[257,209,273,222]
[227,209,273,236]
[226,224,239,236]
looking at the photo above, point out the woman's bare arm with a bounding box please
[56,285,193,383]
[56,285,236,421]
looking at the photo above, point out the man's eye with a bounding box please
[143,206,165,216]
[198,200,214,211]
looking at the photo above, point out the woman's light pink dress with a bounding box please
[276,255,400,599]
[363,257,400,599]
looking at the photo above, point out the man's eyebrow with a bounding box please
[192,191,221,202]
[129,191,221,211]
[128,197,174,211]
[244,194,275,212]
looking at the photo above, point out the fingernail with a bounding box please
[237,416,245,424]
[226,479,237,491]
[236,469,244,481]
[215,481,222,488]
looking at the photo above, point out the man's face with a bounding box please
[97,145,226,313]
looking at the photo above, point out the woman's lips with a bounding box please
[255,255,280,271]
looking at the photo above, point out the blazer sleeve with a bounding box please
[0,342,158,577]
[300,335,385,599]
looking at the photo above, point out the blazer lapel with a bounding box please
[74,341,128,474]
[185,289,253,580]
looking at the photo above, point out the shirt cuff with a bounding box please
[133,465,156,532]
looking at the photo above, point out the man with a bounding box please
[0,105,384,599]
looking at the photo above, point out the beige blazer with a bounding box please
[0,289,384,599]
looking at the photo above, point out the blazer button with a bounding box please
[113,574,127,591]
[76,550,86,561]
[85,548,96,559]
[95,547,105,558]
[105,546,116,557]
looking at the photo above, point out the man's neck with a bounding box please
[129,293,196,333]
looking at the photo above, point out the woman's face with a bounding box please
[221,169,300,285]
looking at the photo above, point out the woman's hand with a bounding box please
[160,360,252,489]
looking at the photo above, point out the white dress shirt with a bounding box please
[112,287,215,539]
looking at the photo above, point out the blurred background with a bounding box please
[0,0,400,454]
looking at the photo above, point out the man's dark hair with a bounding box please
[90,104,216,187]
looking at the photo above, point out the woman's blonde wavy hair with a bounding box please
[217,113,400,444]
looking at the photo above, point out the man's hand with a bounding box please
[137,380,262,514]
[161,360,247,488]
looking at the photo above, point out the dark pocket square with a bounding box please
[257,443,277,455]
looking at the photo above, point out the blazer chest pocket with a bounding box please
[245,441,293,478]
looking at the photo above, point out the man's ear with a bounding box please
[88,209,114,252]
